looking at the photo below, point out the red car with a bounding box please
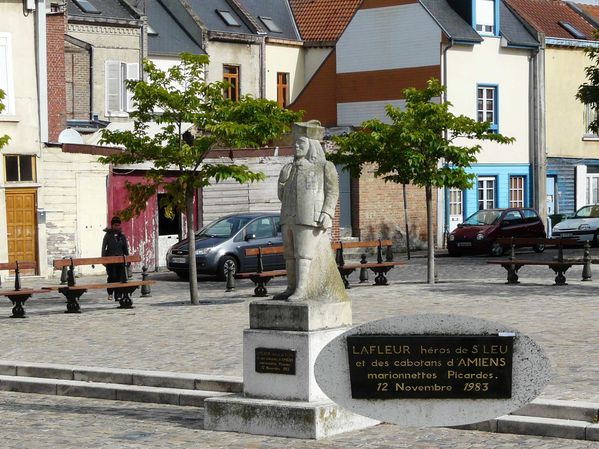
[447,208,546,256]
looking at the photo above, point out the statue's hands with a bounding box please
[318,212,332,230]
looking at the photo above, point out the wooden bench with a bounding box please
[235,240,405,297]
[46,255,154,313]
[0,261,49,318]
[235,247,287,297]
[332,239,405,288]
[487,237,582,285]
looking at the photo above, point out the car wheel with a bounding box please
[533,244,545,253]
[218,255,238,281]
[489,241,505,257]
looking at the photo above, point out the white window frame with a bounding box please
[0,32,16,116]
[583,103,598,138]
[105,61,139,116]
[478,177,496,210]
[509,176,525,208]
[475,0,495,35]
[586,173,599,205]
[477,85,498,132]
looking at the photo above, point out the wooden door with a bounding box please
[6,189,38,274]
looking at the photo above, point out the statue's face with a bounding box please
[295,136,309,158]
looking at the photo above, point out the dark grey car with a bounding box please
[166,212,284,280]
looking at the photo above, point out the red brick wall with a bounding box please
[46,12,67,142]
[354,164,436,249]
[65,42,91,120]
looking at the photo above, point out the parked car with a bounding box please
[166,212,284,280]
[552,205,599,244]
[447,208,546,257]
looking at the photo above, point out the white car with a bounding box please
[552,205,599,243]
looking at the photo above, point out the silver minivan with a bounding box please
[166,212,284,280]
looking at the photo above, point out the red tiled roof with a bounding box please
[506,0,596,40]
[289,0,362,43]
[578,3,599,26]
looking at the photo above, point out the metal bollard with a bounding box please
[141,266,152,297]
[582,241,592,281]
[225,264,236,292]
[60,257,69,285]
[359,254,368,283]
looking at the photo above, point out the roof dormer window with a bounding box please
[475,0,496,36]
[259,16,282,33]
[73,0,100,14]
[559,21,587,40]
[216,10,241,27]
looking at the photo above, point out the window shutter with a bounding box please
[0,33,14,115]
[126,63,139,112]
[105,61,122,113]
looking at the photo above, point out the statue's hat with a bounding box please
[293,120,325,141]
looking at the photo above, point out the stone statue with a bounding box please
[274,121,348,302]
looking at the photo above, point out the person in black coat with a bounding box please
[101,216,130,300]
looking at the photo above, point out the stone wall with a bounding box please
[41,146,109,276]
[351,164,434,251]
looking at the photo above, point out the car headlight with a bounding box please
[448,234,455,241]
[476,233,486,240]
[195,248,212,256]
[579,224,591,231]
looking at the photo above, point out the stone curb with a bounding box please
[0,375,231,407]
[0,360,243,393]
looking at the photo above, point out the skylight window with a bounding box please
[73,0,100,14]
[559,21,587,40]
[147,24,158,36]
[216,10,241,27]
[259,16,282,33]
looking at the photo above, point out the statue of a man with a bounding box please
[274,121,341,301]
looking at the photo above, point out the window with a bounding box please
[4,155,36,182]
[509,176,525,208]
[584,103,597,136]
[586,173,599,204]
[245,218,274,239]
[477,85,498,132]
[259,16,282,33]
[503,210,523,224]
[105,61,139,115]
[478,177,495,210]
[475,0,495,35]
[73,0,100,14]
[449,188,463,217]
[223,65,240,101]
[522,209,540,223]
[0,32,15,115]
[559,21,586,39]
[277,72,289,108]
[216,10,240,27]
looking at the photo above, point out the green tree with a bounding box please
[0,89,9,150]
[577,34,599,133]
[331,79,514,284]
[100,53,301,304]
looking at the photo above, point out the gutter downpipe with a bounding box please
[439,39,454,249]
[532,35,547,228]
[259,32,267,98]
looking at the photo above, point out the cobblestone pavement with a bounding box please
[1,392,599,449]
[0,247,597,404]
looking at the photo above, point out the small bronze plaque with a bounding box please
[255,347,296,375]
[347,335,514,399]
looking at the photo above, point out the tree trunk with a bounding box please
[186,188,200,305]
[426,185,435,284]
[402,183,411,260]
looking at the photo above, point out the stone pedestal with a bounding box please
[204,300,378,439]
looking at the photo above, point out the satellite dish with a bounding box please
[58,128,84,144]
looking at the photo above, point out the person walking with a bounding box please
[101,216,130,301]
